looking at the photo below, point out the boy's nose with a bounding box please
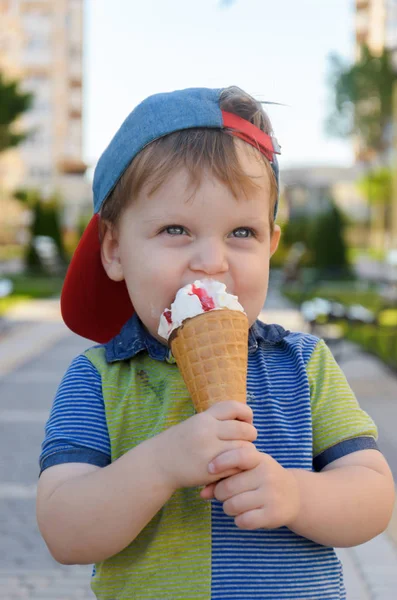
[189,238,228,276]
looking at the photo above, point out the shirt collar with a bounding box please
[105,313,290,364]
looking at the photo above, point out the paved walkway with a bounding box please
[0,292,396,599]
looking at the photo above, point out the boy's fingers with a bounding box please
[209,445,259,474]
[207,401,253,423]
[234,509,265,530]
[200,483,216,499]
[214,469,258,502]
[223,490,261,517]
[218,420,257,442]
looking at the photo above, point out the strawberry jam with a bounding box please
[163,309,172,324]
[190,284,215,311]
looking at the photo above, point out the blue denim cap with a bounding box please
[93,87,280,218]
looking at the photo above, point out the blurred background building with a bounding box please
[282,0,397,251]
[354,0,397,165]
[355,0,397,56]
[282,166,368,221]
[354,0,397,251]
[0,0,91,233]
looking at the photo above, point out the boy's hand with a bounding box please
[200,445,300,530]
[155,401,257,491]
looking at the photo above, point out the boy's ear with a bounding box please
[270,224,281,257]
[100,222,124,282]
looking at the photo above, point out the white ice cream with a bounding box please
[158,279,245,341]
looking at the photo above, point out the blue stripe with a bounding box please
[211,336,345,599]
[39,354,111,470]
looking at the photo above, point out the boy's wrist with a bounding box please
[282,469,302,530]
[146,430,180,494]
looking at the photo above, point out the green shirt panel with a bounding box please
[307,339,378,458]
[85,347,212,600]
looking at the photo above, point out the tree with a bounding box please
[357,167,392,209]
[0,71,33,154]
[16,189,67,273]
[326,46,395,249]
[43,194,67,263]
[357,167,392,248]
[326,45,394,157]
[309,201,349,275]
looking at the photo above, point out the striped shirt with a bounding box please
[40,315,378,599]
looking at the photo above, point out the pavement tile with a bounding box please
[337,548,371,599]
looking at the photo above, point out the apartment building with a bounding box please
[0,0,91,229]
[354,0,395,162]
[355,0,388,56]
[355,0,397,51]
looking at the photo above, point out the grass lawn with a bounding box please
[0,274,64,317]
[8,274,64,297]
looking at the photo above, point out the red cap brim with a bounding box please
[61,214,134,343]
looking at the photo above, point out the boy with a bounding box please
[37,86,395,599]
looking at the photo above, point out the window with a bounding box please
[26,37,49,51]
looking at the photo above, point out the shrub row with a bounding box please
[343,323,397,371]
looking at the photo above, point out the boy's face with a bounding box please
[102,141,281,343]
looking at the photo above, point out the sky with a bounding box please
[83,0,356,173]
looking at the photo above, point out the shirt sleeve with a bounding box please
[39,354,111,473]
[307,339,379,471]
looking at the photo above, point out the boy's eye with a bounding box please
[162,225,187,236]
[231,227,255,238]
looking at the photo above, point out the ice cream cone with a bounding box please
[170,309,249,412]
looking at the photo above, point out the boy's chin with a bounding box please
[142,320,168,346]
[153,332,168,346]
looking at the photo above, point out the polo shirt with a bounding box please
[40,315,378,599]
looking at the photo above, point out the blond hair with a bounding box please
[101,86,277,231]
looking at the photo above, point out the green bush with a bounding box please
[25,236,43,272]
[279,198,351,274]
[25,195,67,272]
[309,202,350,273]
[376,334,391,362]
[344,323,397,369]
[282,217,312,249]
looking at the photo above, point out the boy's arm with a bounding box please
[202,446,395,547]
[37,436,174,565]
[289,336,395,545]
[37,400,257,565]
[203,338,394,545]
[37,436,173,564]
[289,449,395,546]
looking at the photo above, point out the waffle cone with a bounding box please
[170,309,249,412]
